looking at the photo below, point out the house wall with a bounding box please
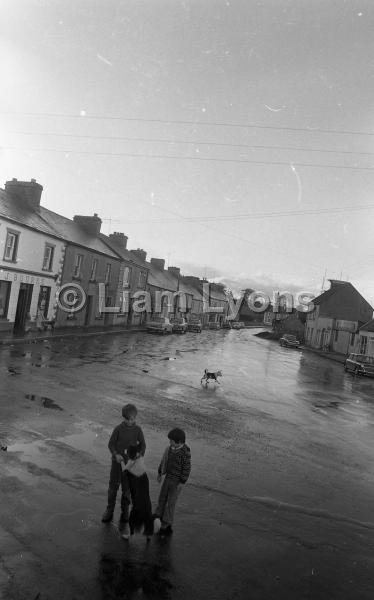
[0,218,65,331]
[55,244,120,328]
[111,261,149,327]
[355,331,374,357]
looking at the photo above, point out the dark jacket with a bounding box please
[108,422,146,461]
[158,444,191,484]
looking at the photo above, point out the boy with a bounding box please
[155,428,191,537]
[102,404,146,539]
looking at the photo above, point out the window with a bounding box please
[360,336,368,354]
[350,332,355,346]
[42,244,55,271]
[122,266,131,287]
[3,230,19,262]
[90,258,98,281]
[105,263,111,284]
[0,281,11,318]
[334,330,339,342]
[137,270,147,289]
[73,254,83,278]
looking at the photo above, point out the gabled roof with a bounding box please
[312,280,373,313]
[99,234,149,269]
[359,319,374,332]
[39,208,119,258]
[0,189,62,238]
[312,281,351,305]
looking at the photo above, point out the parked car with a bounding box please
[170,317,188,334]
[279,334,300,348]
[344,353,374,377]
[187,318,202,333]
[146,316,173,334]
[208,322,220,330]
[222,321,232,329]
[231,321,243,329]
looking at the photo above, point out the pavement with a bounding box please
[0,324,147,345]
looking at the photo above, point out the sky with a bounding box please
[1,0,374,301]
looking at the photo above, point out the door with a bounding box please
[14,283,33,332]
[84,295,93,326]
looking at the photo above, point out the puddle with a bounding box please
[25,394,63,411]
[56,429,101,455]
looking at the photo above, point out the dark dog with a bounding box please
[201,369,222,385]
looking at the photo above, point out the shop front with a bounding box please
[0,268,59,333]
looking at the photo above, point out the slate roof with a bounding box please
[147,263,178,292]
[0,189,61,238]
[0,188,120,258]
[312,281,351,305]
[312,280,372,313]
[100,234,149,269]
[38,208,119,258]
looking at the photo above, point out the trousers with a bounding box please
[106,460,131,520]
[155,476,182,527]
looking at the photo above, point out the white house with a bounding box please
[0,179,65,333]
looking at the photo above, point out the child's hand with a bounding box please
[157,473,162,483]
[115,453,124,463]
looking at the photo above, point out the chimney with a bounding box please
[109,232,128,249]
[168,266,180,278]
[150,258,165,271]
[73,213,102,236]
[5,178,43,211]
[183,276,201,285]
[130,248,147,262]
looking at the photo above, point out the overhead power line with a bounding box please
[2,110,374,137]
[107,204,374,225]
[6,130,374,158]
[4,145,374,172]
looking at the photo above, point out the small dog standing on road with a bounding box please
[201,369,223,385]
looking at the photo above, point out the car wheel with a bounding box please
[354,367,360,376]
[344,364,348,372]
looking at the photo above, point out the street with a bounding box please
[1,328,374,599]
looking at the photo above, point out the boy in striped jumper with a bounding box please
[155,428,191,537]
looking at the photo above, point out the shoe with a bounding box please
[121,521,130,540]
[101,508,114,523]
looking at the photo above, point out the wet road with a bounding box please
[1,328,374,599]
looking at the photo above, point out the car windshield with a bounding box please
[357,355,374,364]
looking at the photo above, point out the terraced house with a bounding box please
[0,179,65,333]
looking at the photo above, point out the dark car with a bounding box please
[170,317,188,334]
[279,334,300,348]
[344,353,374,377]
[187,318,202,333]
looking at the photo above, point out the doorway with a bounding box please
[84,295,93,326]
[14,283,33,332]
